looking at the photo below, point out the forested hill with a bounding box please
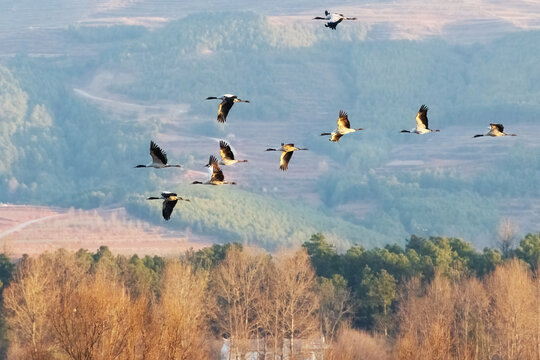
[1,12,540,249]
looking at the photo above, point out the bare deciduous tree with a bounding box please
[50,270,144,360]
[211,247,269,358]
[497,218,518,259]
[3,256,55,359]
[275,249,320,359]
[318,275,353,342]
[487,259,537,360]
[325,326,391,360]
[143,260,210,360]
[395,273,454,360]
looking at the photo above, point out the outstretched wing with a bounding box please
[150,141,168,165]
[162,199,178,221]
[280,151,294,171]
[491,123,504,133]
[209,155,225,182]
[217,98,234,123]
[415,104,429,130]
[337,110,351,130]
[331,133,343,142]
[219,140,235,161]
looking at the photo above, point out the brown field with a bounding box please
[0,205,210,258]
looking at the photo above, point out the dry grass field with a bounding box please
[0,205,210,257]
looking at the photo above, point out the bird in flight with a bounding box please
[217,140,248,165]
[205,94,250,123]
[401,105,440,134]
[265,143,308,171]
[313,10,357,30]
[193,155,236,185]
[147,192,190,221]
[321,110,364,142]
[135,141,182,168]
[473,123,517,138]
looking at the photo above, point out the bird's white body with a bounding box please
[220,158,241,166]
[146,192,189,221]
[401,105,439,135]
[266,143,308,171]
[206,94,250,123]
[321,110,364,142]
[474,123,516,138]
[407,128,432,135]
[313,10,357,29]
[217,140,248,166]
[193,155,236,185]
[145,162,177,169]
[329,13,344,22]
[135,141,182,168]
[336,127,357,135]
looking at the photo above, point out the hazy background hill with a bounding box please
[1,0,539,252]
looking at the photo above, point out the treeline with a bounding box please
[0,233,539,359]
[1,246,321,359]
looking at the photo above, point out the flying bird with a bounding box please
[401,105,439,134]
[321,110,364,142]
[147,192,190,221]
[205,94,250,123]
[265,143,308,171]
[217,140,248,165]
[313,10,357,30]
[193,155,236,185]
[473,123,517,138]
[135,141,182,168]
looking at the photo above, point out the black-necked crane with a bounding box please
[321,110,364,142]
[147,192,190,221]
[205,94,250,123]
[217,140,248,165]
[473,123,517,138]
[193,155,236,185]
[313,10,357,30]
[265,143,308,171]
[401,105,440,134]
[135,141,182,168]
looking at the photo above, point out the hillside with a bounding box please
[1,5,540,251]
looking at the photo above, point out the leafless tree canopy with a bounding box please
[2,247,538,360]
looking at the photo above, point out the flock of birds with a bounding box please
[137,11,518,221]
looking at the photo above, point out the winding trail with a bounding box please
[0,213,66,239]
